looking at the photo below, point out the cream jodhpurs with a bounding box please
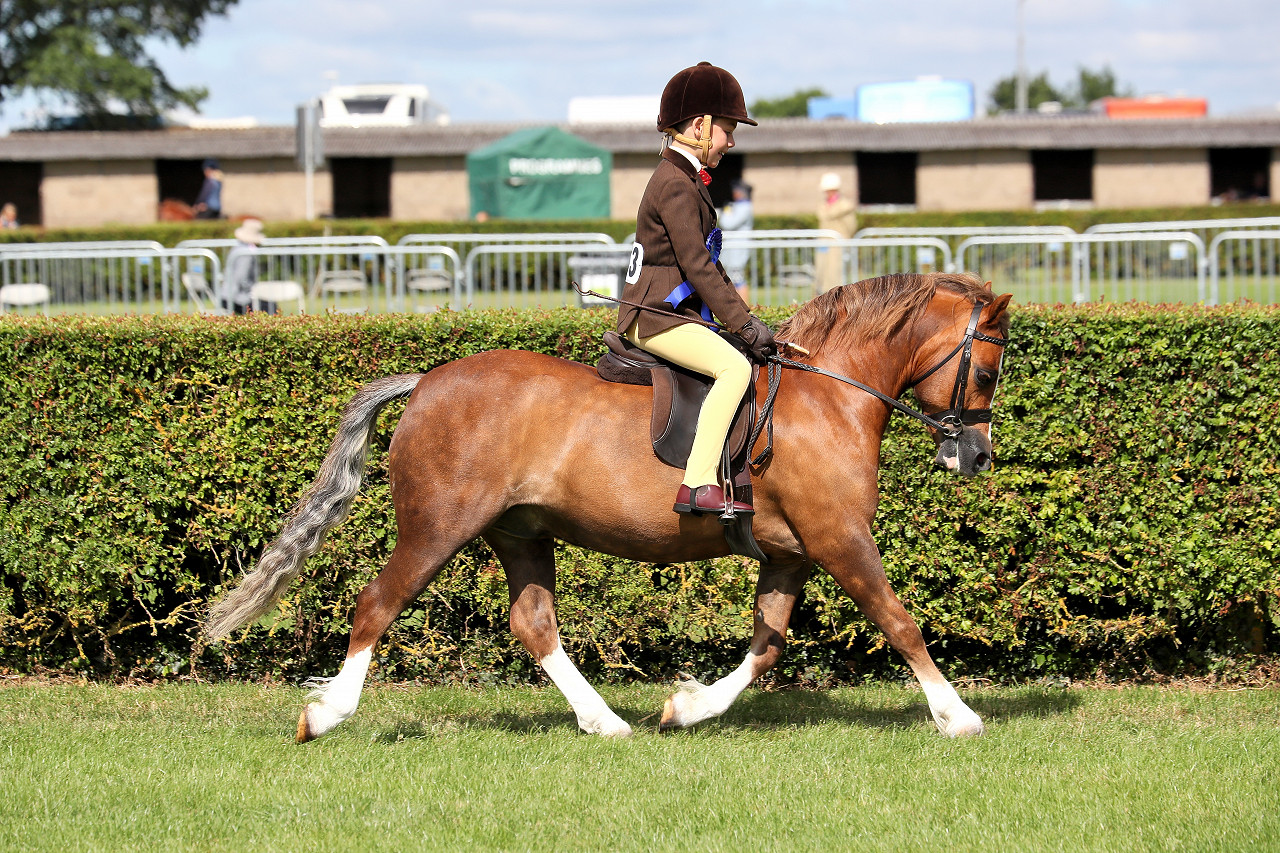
[626,320,751,488]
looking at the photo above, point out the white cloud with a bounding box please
[1131,30,1216,63]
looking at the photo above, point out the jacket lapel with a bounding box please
[696,179,715,215]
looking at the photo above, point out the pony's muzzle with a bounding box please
[934,426,992,476]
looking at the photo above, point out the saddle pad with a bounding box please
[596,336,654,386]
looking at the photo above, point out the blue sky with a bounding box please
[4,0,1279,130]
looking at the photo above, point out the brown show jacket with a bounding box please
[616,147,752,337]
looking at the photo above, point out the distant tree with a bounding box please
[1073,65,1134,106]
[0,0,239,128]
[987,65,1134,114]
[749,88,829,119]
[987,72,1067,114]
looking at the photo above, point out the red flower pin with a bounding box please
[699,169,712,186]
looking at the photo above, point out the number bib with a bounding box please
[625,243,644,284]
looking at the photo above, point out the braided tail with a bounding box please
[204,374,423,639]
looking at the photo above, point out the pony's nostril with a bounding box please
[974,453,991,472]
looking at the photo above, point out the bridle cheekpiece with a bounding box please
[908,301,1009,437]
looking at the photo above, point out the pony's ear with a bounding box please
[987,292,1012,320]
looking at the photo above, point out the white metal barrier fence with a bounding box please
[725,236,955,305]
[855,226,1076,263]
[0,240,167,254]
[176,235,391,258]
[7,218,1280,315]
[400,233,614,289]
[462,243,633,309]
[1208,230,1280,305]
[176,236,396,311]
[1085,216,1280,246]
[456,236,955,310]
[0,243,466,315]
[398,232,615,250]
[957,232,1207,305]
[720,230,834,301]
[225,245,464,314]
[0,247,221,315]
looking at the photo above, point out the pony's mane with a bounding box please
[776,272,991,353]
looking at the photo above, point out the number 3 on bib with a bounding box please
[625,244,644,284]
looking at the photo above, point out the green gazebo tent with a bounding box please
[467,126,612,220]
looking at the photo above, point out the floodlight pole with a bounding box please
[297,99,323,221]
[1015,0,1028,114]
[305,146,315,222]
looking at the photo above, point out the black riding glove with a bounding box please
[737,315,778,363]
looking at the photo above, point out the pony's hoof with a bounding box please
[295,700,346,742]
[943,718,986,738]
[936,708,985,738]
[296,707,315,743]
[659,677,712,731]
[579,710,633,737]
[658,695,680,731]
[598,720,634,738]
[659,690,701,731]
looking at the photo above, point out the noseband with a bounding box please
[908,300,1009,436]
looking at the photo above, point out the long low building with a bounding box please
[0,114,1277,228]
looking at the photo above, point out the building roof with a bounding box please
[0,126,298,161]
[4,114,1280,162]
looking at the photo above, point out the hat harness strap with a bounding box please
[669,114,714,166]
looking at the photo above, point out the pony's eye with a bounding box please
[974,368,997,388]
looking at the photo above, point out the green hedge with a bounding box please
[1,305,1277,684]
[5,201,1280,248]
[0,218,642,249]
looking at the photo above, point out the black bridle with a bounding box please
[750,301,1009,465]
[907,300,1010,437]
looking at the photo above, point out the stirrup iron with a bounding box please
[718,446,736,526]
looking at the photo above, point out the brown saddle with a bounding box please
[595,331,757,470]
[595,331,768,564]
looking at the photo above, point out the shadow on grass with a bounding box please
[367,686,1083,741]
[966,688,1086,722]
[710,687,1083,733]
[371,710,582,742]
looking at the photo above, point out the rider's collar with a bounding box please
[668,144,702,174]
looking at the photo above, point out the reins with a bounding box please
[746,355,958,467]
[571,278,1009,465]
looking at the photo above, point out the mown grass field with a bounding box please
[1,682,1276,852]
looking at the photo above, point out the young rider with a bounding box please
[617,61,777,516]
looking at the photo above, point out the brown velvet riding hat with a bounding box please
[656,61,758,131]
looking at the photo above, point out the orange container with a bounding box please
[1099,97,1208,119]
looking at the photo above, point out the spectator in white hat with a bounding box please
[816,172,856,292]
[221,219,276,314]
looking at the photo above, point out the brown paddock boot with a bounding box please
[673,483,754,516]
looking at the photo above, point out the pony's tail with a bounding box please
[204,374,424,640]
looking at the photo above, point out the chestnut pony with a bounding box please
[206,272,1012,741]
[157,199,195,221]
